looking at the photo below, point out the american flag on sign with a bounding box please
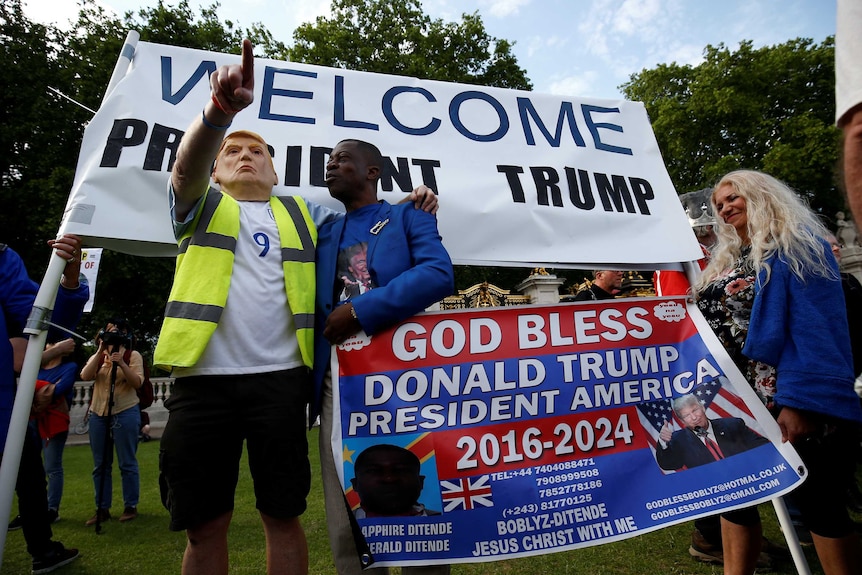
[637,374,763,469]
[694,376,758,428]
[440,475,493,511]
[637,398,677,448]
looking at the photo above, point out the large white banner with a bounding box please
[61,41,701,268]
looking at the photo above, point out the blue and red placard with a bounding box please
[330,297,803,567]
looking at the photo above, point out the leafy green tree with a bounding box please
[123,0,246,51]
[61,1,249,131]
[0,0,81,262]
[285,0,532,90]
[621,38,842,219]
[0,0,268,353]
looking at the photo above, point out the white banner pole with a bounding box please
[103,31,140,104]
[773,497,812,575]
[0,254,65,566]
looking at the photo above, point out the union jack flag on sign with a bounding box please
[440,475,493,511]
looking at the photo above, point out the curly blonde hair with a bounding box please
[693,170,835,294]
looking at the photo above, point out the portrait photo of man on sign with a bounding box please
[351,444,441,519]
[655,393,769,472]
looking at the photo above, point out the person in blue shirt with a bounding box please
[34,337,78,524]
[694,170,862,575]
[312,138,453,575]
[1,234,87,574]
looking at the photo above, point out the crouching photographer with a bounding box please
[79,318,143,527]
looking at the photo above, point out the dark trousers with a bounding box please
[14,423,53,557]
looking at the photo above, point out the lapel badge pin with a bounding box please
[370,218,390,235]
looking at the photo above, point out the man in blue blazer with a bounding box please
[656,394,769,471]
[312,139,454,575]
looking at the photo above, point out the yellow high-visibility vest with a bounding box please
[154,189,317,369]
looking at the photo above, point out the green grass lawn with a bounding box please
[2,428,856,574]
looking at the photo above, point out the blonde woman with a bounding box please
[694,170,862,575]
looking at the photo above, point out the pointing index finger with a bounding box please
[241,39,254,88]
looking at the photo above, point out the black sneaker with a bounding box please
[32,542,79,574]
[46,509,60,524]
[8,515,22,531]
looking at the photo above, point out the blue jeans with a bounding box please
[34,420,68,512]
[89,406,140,509]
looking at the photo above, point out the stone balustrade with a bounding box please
[70,377,174,433]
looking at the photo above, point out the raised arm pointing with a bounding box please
[172,39,255,219]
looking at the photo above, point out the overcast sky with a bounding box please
[25,0,835,100]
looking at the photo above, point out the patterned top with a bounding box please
[696,247,777,409]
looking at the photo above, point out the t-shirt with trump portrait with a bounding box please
[336,203,386,302]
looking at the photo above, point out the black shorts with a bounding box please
[722,415,859,537]
[159,368,312,531]
[787,419,859,537]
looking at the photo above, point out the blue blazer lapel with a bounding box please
[366,202,393,266]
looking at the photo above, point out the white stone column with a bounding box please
[841,245,862,285]
[514,272,565,305]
